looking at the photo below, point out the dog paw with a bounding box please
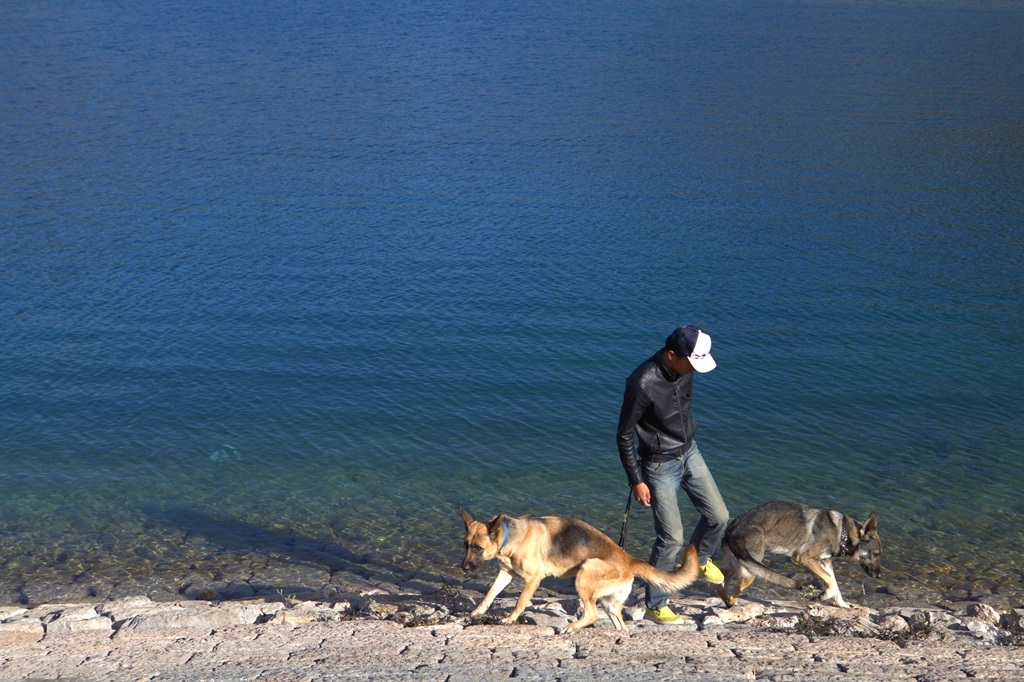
[818,593,850,608]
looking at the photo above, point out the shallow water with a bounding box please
[1,0,1022,606]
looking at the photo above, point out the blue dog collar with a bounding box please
[499,521,510,552]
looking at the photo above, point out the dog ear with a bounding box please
[862,512,878,535]
[486,514,505,541]
[460,508,474,529]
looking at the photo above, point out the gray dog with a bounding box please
[716,500,882,608]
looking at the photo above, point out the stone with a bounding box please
[218,581,257,600]
[965,602,1001,625]
[106,578,180,602]
[19,582,98,607]
[965,619,1003,643]
[116,602,266,632]
[520,605,571,631]
[271,603,338,625]
[875,613,911,634]
[390,606,452,627]
[248,564,331,595]
[45,614,113,637]
[805,602,871,620]
[178,580,222,601]
[366,601,400,620]
[0,619,45,644]
[0,605,28,622]
[260,601,287,617]
[843,615,883,637]
[98,595,156,623]
[13,603,86,623]
[707,601,769,623]
[397,578,445,594]
[904,608,954,631]
[756,614,801,629]
[0,587,25,608]
[320,542,371,565]
[1000,611,1024,634]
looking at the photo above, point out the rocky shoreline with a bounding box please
[2,578,1023,681]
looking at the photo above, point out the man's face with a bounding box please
[664,349,694,376]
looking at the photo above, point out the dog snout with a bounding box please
[861,562,882,579]
[461,558,478,572]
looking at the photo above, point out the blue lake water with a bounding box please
[1,0,1022,607]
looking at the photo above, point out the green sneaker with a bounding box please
[700,559,725,585]
[644,606,684,623]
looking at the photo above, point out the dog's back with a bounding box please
[528,516,623,570]
[723,500,815,588]
[727,500,841,562]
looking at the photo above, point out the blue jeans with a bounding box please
[641,440,729,610]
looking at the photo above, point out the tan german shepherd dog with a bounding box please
[460,508,699,633]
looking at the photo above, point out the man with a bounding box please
[616,325,730,623]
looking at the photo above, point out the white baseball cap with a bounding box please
[665,326,717,373]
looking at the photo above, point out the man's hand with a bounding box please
[633,482,651,507]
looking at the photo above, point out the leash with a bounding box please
[617,490,633,548]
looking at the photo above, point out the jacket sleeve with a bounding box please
[616,378,649,487]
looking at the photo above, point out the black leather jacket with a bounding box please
[616,350,698,486]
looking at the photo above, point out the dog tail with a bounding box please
[736,556,798,588]
[632,543,701,592]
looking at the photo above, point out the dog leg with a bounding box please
[819,561,849,608]
[735,572,756,599]
[716,546,740,607]
[472,569,514,617]
[564,584,600,634]
[503,575,542,624]
[564,608,600,634]
[564,562,627,634]
[799,558,849,608]
[600,582,632,632]
[600,602,627,632]
[719,563,754,608]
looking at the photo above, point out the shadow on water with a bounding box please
[143,503,371,571]
[141,503,395,601]
[138,504,579,606]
